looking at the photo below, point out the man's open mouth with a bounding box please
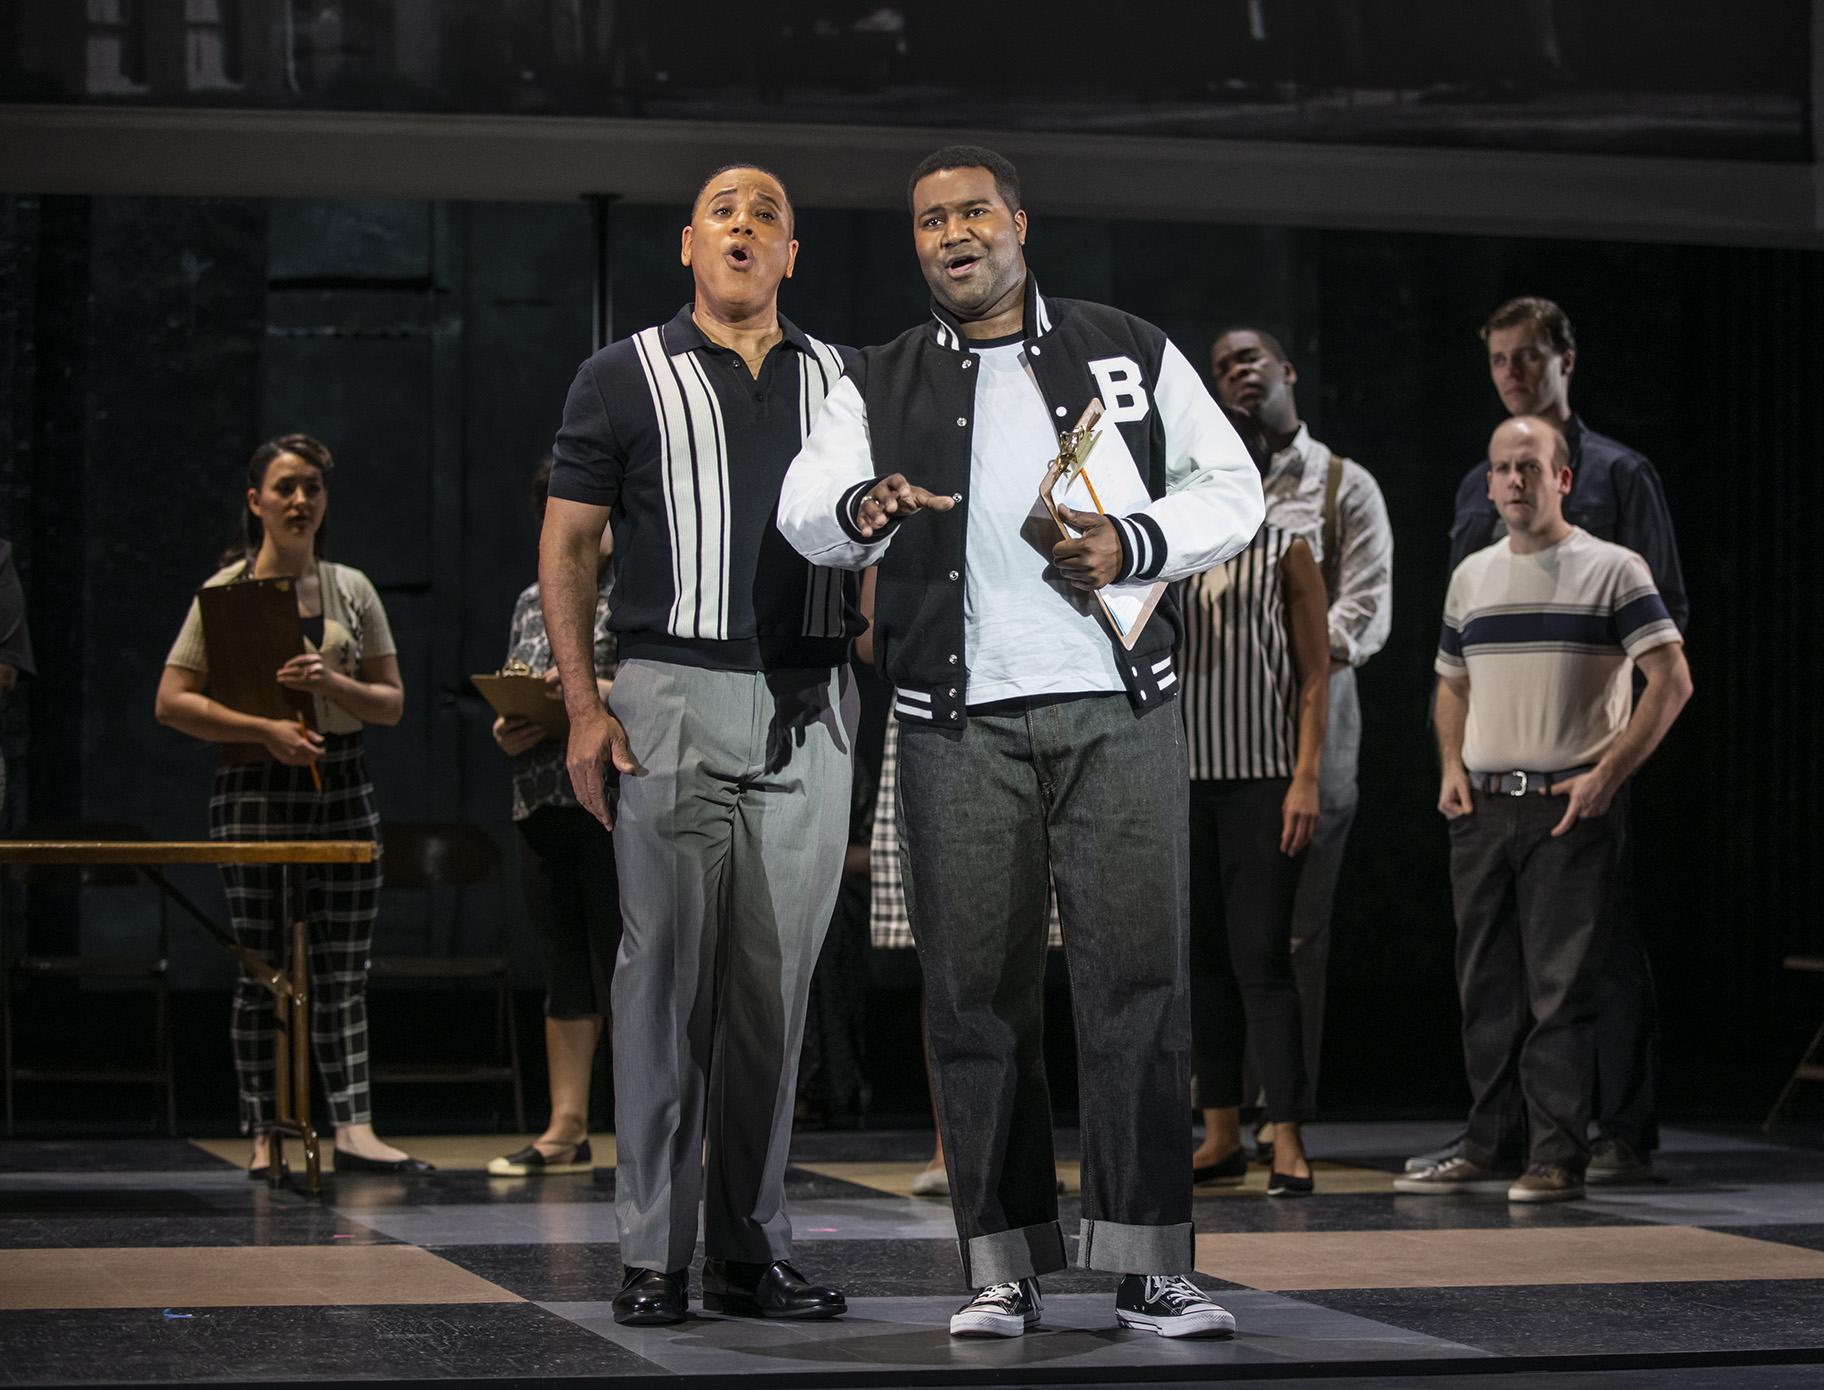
[725,244,753,269]
[944,253,981,279]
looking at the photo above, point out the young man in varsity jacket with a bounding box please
[541,165,858,1328]
[779,146,1264,1339]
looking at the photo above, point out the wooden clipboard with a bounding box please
[1038,400,1167,651]
[196,576,316,764]
[471,671,568,740]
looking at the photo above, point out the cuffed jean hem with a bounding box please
[1077,1219,1195,1276]
[960,1222,1068,1288]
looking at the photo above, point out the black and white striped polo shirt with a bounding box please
[549,305,862,671]
[1178,524,1300,781]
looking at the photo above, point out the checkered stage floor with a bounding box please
[2,1122,1821,1387]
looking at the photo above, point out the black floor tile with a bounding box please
[0,1190,224,1218]
[0,1210,393,1249]
[1650,1151,1824,1186]
[0,1302,653,1385]
[314,1164,879,1209]
[0,1141,231,1175]
[436,1236,1244,1301]
[1188,1192,1650,1233]
[432,1242,626,1302]
[788,1127,1084,1164]
[1284,1280,1824,1356]
[1714,1224,1824,1255]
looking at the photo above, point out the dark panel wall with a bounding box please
[4,194,1818,1120]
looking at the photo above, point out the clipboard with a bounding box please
[196,576,316,765]
[471,665,569,741]
[1038,400,1167,650]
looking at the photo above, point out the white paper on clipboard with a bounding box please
[1046,413,1166,649]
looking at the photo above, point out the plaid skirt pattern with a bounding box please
[870,716,1061,950]
[209,734,383,1132]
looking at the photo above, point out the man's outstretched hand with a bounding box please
[1052,504,1124,590]
[856,474,956,538]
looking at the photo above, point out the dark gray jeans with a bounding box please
[897,694,1194,1288]
[1449,787,1626,1173]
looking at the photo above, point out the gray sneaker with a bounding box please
[1507,1164,1585,1204]
[1586,1137,1653,1186]
[1403,1134,1465,1173]
[1393,1156,1519,1195]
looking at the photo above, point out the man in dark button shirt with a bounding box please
[540,165,860,1328]
[1417,295,1687,1186]
[1447,297,1688,630]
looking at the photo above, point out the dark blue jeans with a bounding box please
[1448,787,1626,1173]
[897,694,1194,1287]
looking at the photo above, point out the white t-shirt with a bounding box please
[1435,528,1680,773]
[962,341,1125,706]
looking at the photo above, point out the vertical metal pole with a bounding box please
[585,194,619,351]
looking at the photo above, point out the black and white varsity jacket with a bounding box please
[778,276,1263,730]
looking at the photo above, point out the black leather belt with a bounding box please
[1469,765,1594,797]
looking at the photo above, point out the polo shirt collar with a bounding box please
[928,274,1054,352]
[659,303,814,357]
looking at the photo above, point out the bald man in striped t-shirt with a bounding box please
[1400,416,1691,1207]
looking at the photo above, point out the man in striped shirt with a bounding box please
[540,165,860,1326]
[1399,415,1691,1205]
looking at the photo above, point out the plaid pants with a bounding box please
[209,734,384,1133]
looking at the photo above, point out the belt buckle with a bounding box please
[1507,771,1529,797]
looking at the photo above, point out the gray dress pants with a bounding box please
[609,659,856,1271]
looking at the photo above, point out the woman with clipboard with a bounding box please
[154,433,423,1177]
[482,457,619,1178]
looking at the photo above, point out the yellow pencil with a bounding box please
[298,717,321,792]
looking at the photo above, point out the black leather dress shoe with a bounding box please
[701,1259,846,1319]
[332,1150,436,1174]
[613,1267,689,1326]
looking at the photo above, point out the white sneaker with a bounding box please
[949,1278,1042,1337]
[1115,1274,1236,1338]
[909,1164,949,1197]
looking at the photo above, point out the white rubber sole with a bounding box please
[1391,1175,1515,1195]
[948,1310,1038,1338]
[1117,1308,1236,1339]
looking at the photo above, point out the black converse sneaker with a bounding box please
[948,1278,1042,1337]
[1115,1275,1236,1339]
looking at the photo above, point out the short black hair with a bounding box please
[1481,296,1574,355]
[907,144,1021,216]
[1214,325,1289,363]
[692,163,795,234]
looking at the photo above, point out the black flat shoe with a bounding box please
[613,1267,689,1326]
[487,1139,592,1176]
[333,1150,436,1174]
[1266,1169,1315,1198]
[246,1163,288,1181]
[702,1258,846,1319]
[1192,1147,1249,1186]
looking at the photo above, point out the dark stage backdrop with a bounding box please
[0,194,1818,1123]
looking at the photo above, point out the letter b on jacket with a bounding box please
[1088,356,1150,424]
